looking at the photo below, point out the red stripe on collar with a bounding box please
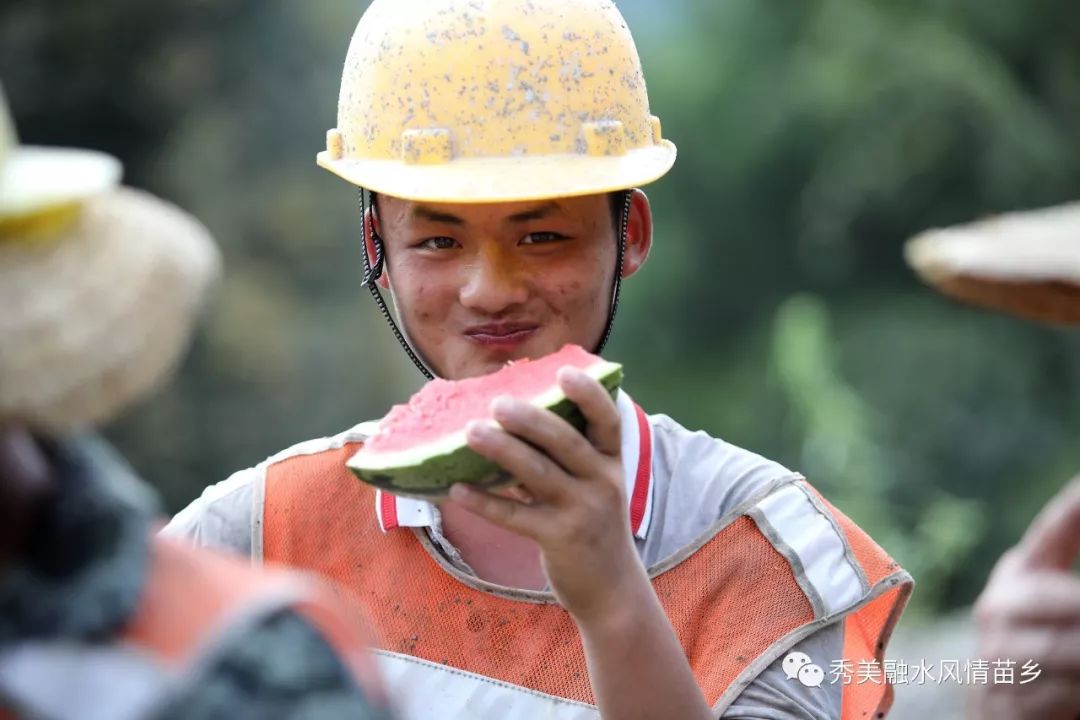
[380,487,398,530]
[629,402,652,537]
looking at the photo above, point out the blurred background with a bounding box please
[3,0,1078,714]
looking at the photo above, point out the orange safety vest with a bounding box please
[263,441,912,719]
[0,535,387,719]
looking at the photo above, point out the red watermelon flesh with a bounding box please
[367,344,607,453]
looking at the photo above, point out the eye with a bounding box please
[420,236,459,250]
[520,232,567,245]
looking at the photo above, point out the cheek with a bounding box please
[550,277,607,325]
[416,284,450,313]
[415,285,432,321]
[396,273,451,324]
[558,280,583,298]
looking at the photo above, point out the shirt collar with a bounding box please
[374,389,655,540]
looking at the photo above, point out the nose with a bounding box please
[459,245,529,315]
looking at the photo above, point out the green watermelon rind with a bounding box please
[346,359,623,500]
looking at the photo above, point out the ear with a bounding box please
[364,206,391,289]
[620,189,653,279]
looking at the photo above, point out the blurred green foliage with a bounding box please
[2,0,1078,614]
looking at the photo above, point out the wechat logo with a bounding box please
[783,651,825,688]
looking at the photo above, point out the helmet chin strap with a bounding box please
[358,189,436,380]
[595,189,632,356]
[357,188,630,380]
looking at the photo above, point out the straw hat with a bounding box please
[905,203,1080,325]
[0,88,221,433]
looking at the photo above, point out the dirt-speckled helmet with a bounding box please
[318,0,676,202]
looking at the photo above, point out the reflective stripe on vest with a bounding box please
[262,440,913,719]
[0,536,386,719]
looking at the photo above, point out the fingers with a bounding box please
[465,419,574,503]
[556,366,621,458]
[488,394,616,481]
[973,677,1080,720]
[472,366,621,482]
[496,483,536,506]
[977,571,1080,625]
[1017,478,1080,571]
[453,366,625,539]
[448,482,551,538]
[979,626,1080,679]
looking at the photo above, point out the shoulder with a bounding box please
[650,411,797,507]
[721,621,844,720]
[161,464,258,555]
[161,422,379,556]
[641,411,801,561]
[639,412,911,719]
[642,410,909,600]
[261,422,375,487]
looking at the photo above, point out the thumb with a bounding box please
[1017,476,1080,571]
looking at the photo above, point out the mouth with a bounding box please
[464,323,540,349]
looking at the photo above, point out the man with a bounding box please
[166,1,912,717]
[907,206,1080,719]
[0,86,392,719]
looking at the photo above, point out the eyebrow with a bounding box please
[412,205,465,225]
[507,201,560,224]
[410,201,562,226]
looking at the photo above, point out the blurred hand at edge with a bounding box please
[970,478,1080,720]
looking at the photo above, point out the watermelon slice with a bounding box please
[346,344,623,498]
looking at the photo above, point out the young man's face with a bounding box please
[372,192,652,379]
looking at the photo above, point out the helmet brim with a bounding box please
[317,141,676,203]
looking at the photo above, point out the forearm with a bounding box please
[576,569,713,720]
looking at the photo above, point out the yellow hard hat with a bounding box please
[318,0,676,203]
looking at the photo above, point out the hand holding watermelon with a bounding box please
[348,344,653,622]
[449,366,712,719]
[450,365,650,624]
[347,346,713,717]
